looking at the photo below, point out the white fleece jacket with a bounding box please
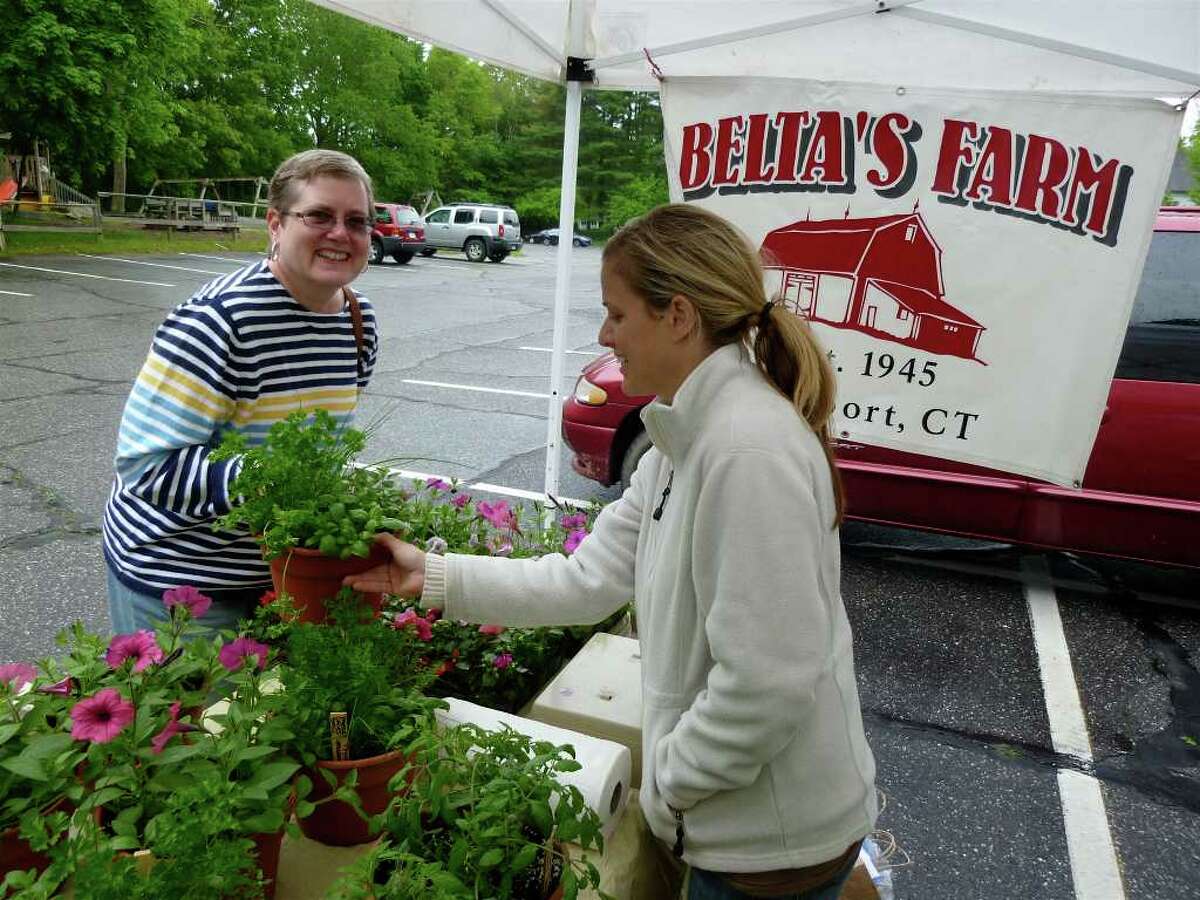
[422,343,877,872]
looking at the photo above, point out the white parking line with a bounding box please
[77,253,226,275]
[519,346,601,357]
[400,379,550,399]
[375,466,589,508]
[0,289,34,297]
[0,261,175,287]
[178,253,250,262]
[1022,555,1125,900]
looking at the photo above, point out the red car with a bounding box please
[370,203,426,265]
[562,208,1200,568]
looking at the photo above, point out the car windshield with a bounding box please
[396,209,422,225]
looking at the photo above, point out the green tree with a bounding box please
[0,0,201,194]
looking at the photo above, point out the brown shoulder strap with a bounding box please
[342,287,366,380]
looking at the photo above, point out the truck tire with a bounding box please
[420,248,436,257]
[465,237,487,262]
[619,429,653,491]
[369,237,384,265]
[393,250,414,264]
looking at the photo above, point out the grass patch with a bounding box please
[0,223,268,258]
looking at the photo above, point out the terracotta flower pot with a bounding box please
[297,748,413,846]
[0,822,51,879]
[1,797,71,879]
[250,826,285,900]
[267,542,390,623]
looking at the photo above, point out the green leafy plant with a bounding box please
[212,409,410,560]
[350,723,609,900]
[278,591,443,765]
[2,589,301,899]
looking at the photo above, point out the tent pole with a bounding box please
[542,77,584,503]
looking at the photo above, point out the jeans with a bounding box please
[686,849,860,900]
[106,565,262,637]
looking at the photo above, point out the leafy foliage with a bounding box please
[212,409,409,560]
[277,592,443,763]
[335,724,608,900]
[1,599,299,899]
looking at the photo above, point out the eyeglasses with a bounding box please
[282,209,373,235]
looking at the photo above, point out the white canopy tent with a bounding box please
[311,0,1200,499]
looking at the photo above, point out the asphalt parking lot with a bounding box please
[1,244,1198,898]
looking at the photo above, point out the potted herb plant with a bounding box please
[330,723,608,900]
[212,409,411,621]
[278,591,443,846]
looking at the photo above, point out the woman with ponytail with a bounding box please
[349,204,877,899]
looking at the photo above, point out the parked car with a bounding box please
[422,203,521,262]
[370,203,426,264]
[529,228,592,246]
[562,208,1200,569]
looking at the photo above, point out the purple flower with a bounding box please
[106,631,164,672]
[559,512,588,530]
[162,585,212,619]
[563,528,588,555]
[38,676,74,696]
[394,609,434,641]
[451,493,470,509]
[493,653,514,670]
[150,702,197,754]
[0,663,37,691]
[218,637,270,672]
[486,536,513,557]
[477,500,516,530]
[70,688,135,744]
[426,478,450,493]
[425,536,448,555]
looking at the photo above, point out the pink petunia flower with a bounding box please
[218,637,270,672]
[162,585,213,619]
[426,478,450,492]
[38,676,74,696]
[0,663,37,691]
[478,624,505,636]
[150,702,198,754]
[105,631,164,672]
[451,493,470,509]
[477,500,515,530]
[559,512,588,530]
[486,536,513,557]
[563,528,588,555]
[393,610,434,642]
[493,653,514,670]
[70,688,135,743]
[425,607,442,622]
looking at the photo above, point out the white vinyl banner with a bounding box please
[661,78,1182,486]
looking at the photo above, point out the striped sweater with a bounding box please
[103,260,378,594]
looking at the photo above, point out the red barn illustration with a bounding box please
[760,212,985,361]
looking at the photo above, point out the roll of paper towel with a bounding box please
[436,697,632,836]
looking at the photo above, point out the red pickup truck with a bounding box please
[562,208,1200,568]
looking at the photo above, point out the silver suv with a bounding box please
[421,203,522,262]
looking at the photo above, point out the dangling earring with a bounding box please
[267,240,278,261]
